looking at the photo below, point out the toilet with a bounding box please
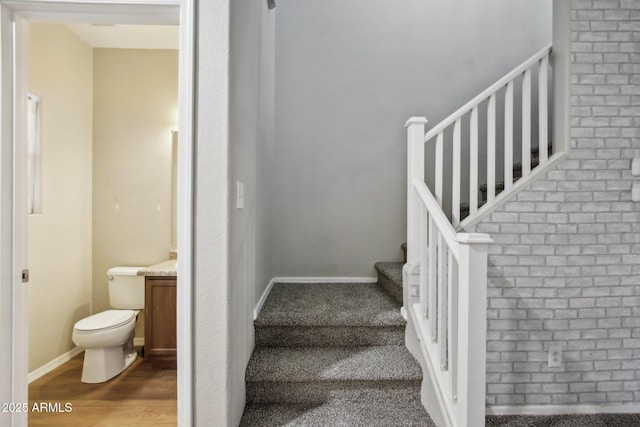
[72,266,145,383]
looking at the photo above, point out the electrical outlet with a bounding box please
[548,344,562,368]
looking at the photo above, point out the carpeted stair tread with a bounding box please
[240,400,436,426]
[246,346,422,383]
[374,261,403,284]
[255,283,404,328]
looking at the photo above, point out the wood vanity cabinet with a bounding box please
[144,276,177,369]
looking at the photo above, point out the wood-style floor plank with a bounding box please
[29,352,176,426]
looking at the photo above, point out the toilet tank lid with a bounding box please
[107,266,144,276]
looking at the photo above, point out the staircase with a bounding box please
[399,44,559,427]
[460,142,553,220]
[240,279,434,426]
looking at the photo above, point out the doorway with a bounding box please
[0,2,194,427]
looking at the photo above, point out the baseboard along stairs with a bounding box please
[240,263,435,426]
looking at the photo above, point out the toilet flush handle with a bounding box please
[107,275,114,281]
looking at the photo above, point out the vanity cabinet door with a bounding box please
[145,277,177,369]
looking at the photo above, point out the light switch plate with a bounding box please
[236,181,244,209]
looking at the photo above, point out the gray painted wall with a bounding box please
[228,0,276,424]
[470,0,640,408]
[195,0,275,424]
[274,0,552,277]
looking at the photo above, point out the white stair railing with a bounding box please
[405,118,492,427]
[403,44,561,427]
[423,44,557,229]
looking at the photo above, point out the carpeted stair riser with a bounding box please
[374,262,404,305]
[377,274,403,305]
[247,380,421,404]
[241,401,436,427]
[256,325,404,347]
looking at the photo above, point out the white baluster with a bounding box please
[452,120,461,227]
[539,54,549,164]
[420,210,429,318]
[470,108,478,216]
[428,217,438,339]
[435,132,444,206]
[487,94,496,202]
[522,68,532,177]
[504,81,514,190]
[438,236,448,369]
[448,251,458,400]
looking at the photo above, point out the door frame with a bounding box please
[0,1,195,426]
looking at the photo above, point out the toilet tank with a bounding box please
[107,267,145,309]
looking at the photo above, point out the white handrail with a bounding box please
[405,42,554,427]
[425,43,552,142]
[412,178,458,259]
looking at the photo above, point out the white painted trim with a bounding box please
[405,304,453,427]
[28,347,83,384]
[0,3,195,427]
[425,44,552,142]
[134,337,145,347]
[253,278,275,320]
[459,151,568,231]
[488,404,640,416]
[272,276,378,284]
[175,0,194,425]
[553,0,571,155]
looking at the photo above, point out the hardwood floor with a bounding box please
[29,351,176,426]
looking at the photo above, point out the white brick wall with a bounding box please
[471,0,640,408]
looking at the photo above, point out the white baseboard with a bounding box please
[254,279,276,320]
[272,276,378,284]
[487,403,640,416]
[28,346,84,384]
[253,276,379,320]
[134,337,145,347]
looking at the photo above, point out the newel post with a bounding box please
[455,233,492,427]
[404,117,428,266]
[403,117,428,309]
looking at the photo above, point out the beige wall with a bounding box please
[92,49,178,339]
[27,23,93,371]
[28,33,178,372]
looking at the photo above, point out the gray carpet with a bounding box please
[255,282,405,327]
[241,281,433,426]
[374,262,404,304]
[487,413,640,426]
[241,401,437,426]
[255,282,406,347]
[242,278,639,426]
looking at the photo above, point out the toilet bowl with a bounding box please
[72,267,145,383]
[73,310,139,383]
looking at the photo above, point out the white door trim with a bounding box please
[0,2,195,426]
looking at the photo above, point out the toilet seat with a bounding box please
[74,309,137,333]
